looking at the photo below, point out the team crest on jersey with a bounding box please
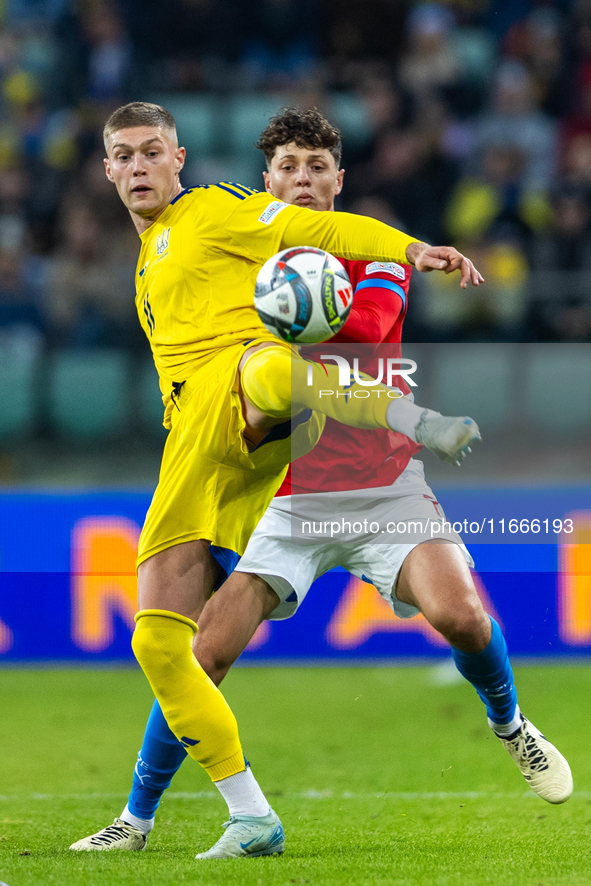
[258,201,288,225]
[156,226,171,256]
[365,261,406,280]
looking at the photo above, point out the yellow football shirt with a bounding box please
[135,182,418,417]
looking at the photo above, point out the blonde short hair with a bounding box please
[103,102,177,152]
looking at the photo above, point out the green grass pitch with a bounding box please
[0,665,590,886]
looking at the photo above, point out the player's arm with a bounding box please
[336,264,410,344]
[216,189,482,289]
[279,208,483,289]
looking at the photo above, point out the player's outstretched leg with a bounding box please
[396,541,573,804]
[240,346,480,466]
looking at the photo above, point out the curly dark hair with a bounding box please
[256,108,342,168]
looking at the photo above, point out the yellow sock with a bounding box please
[132,610,244,781]
[241,346,397,429]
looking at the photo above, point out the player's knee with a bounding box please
[241,347,292,418]
[131,612,193,675]
[432,596,488,649]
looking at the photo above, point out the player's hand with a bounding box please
[406,243,484,289]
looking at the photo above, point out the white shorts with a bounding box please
[235,459,474,620]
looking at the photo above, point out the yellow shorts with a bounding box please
[137,339,325,568]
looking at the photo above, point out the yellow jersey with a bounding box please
[135,182,418,420]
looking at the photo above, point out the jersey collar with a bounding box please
[139,187,194,240]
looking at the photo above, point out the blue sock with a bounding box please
[451,616,518,726]
[127,699,187,820]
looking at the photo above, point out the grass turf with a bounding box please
[0,665,590,885]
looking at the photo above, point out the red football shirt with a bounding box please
[277,257,422,496]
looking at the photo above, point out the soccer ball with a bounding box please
[254,246,353,343]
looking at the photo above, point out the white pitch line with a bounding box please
[1,789,588,802]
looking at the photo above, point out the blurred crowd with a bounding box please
[0,0,591,358]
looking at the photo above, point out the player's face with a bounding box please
[264,143,344,212]
[104,126,185,221]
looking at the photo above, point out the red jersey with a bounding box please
[277,258,422,496]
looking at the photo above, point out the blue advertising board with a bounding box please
[0,489,590,662]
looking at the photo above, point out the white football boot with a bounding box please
[415,412,481,466]
[195,809,284,860]
[497,715,573,804]
[69,818,147,851]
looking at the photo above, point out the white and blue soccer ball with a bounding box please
[254,246,353,343]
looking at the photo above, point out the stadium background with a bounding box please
[0,0,590,664]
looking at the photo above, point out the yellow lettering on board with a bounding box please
[326,571,502,650]
[558,511,591,646]
[71,516,141,652]
[0,617,13,653]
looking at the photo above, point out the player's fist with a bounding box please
[405,242,484,289]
